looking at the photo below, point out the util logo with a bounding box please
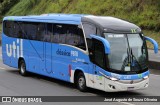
[6,39,23,58]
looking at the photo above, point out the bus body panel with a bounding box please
[51,44,90,82]
[2,32,150,92]
[2,32,90,82]
[2,35,20,68]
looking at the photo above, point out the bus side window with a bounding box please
[66,25,86,50]
[22,22,37,40]
[3,21,10,36]
[37,23,45,41]
[66,26,78,46]
[82,23,100,51]
[52,24,66,43]
[43,23,52,42]
[77,27,86,50]
[51,24,86,50]
[59,25,67,44]
[12,22,16,37]
[4,21,14,37]
[15,22,23,39]
[51,24,58,43]
[18,22,27,39]
[82,23,96,38]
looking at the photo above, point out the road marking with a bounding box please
[0,67,6,70]
[120,102,135,105]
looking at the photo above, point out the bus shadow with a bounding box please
[8,70,144,97]
[86,88,143,97]
[8,69,76,89]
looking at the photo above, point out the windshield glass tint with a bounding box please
[104,33,147,71]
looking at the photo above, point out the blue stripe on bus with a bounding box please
[96,69,149,80]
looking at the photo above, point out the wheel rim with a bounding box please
[78,76,85,89]
[20,63,25,74]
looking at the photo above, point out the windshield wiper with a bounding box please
[130,48,142,70]
[121,34,143,71]
[121,48,131,71]
[121,47,142,71]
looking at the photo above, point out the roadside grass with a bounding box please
[0,24,1,44]
[4,0,160,32]
[6,0,39,16]
[0,24,2,32]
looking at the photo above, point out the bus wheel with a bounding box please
[19,60,27,76]
[76,72,87,92]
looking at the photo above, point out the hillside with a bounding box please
[0,0,160,31]
[0,0,160,48]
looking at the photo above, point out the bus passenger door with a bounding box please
[42,24,53,76]
[43,42,52,74]
[90,39,106,90]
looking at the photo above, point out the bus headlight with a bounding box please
[110,77,119,81]
[99,71,119,81]
[143,75,149,80]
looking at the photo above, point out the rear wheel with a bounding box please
[76,72,87,92]
[19,60,27,76]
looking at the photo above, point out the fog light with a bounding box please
[109,84,116,89]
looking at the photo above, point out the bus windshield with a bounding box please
[104,33,148,72]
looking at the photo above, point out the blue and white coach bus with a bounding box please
[2,14,159,92]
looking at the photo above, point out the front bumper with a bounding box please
[104,78,149,92]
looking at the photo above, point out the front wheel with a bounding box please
[19,60,27,76]
[76,72,87,92]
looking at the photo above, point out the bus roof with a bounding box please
[3,13,141,33]
[3,14,88,25]
[82,16,141,33]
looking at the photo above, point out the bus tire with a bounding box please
[19,60,27,76]
[76,72,87,92]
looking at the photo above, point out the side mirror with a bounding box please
[90,34,110,54]
[144,36,159,54]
